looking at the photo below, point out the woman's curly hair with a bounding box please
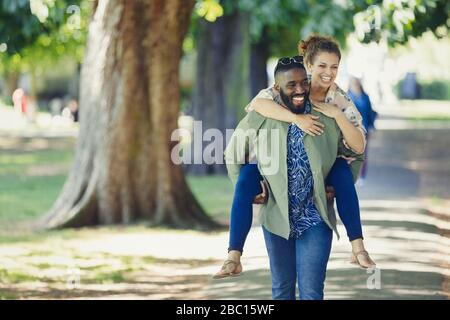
[298,35,341,66]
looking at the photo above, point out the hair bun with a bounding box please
[298,36,322,55]
[297,34,341,65]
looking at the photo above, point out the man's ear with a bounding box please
[273,83,281,92]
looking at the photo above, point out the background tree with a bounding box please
[0,0,87,98]
[41,0,223,230]
[188,0,355,175]
[36,0,450,229]
[348,0,449,45]
[189,1,250,174]
[1,0,224,231]
[189,0,449,174]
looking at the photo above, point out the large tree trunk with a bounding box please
[42,0,221,230]
[250,28,269,97]
[188,11,250,175]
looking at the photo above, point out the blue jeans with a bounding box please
[228,160,363,253]
[263,222,333,300]
[228,164,263,253]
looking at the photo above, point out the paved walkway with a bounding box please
[205,110,450,300]
[0,103,449,299]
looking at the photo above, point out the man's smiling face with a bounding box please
[275,68,310,114]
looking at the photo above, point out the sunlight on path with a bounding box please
[0,200,448,299]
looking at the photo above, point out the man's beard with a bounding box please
[280,90,308,114]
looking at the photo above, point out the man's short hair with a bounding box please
[274,56,306,79]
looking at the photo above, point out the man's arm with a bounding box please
[224,111,267,185]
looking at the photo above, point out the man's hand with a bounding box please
[313,102,342,119]
[294,114,324,136]
[326,186,335,203]
[253,180,269,204]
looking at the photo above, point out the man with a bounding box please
[224,57,363,300]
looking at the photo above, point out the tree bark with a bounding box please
[250,28,269,97]
[42,0,221,230]
[188,11,250,175]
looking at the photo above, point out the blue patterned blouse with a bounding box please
[287,103,323,238]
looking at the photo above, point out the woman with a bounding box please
[213,35,376,279]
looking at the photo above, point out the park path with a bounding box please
[197,113,450,300]
[2,199,446,299]
[0,106,449,299]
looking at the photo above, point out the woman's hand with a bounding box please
[325,186,335,203]
[313,102,342,119]
[253,180,269,204]
[294,114,324,136]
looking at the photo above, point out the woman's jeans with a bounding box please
[325,158,363,241]
[263,222,332,300]
[228,164,263,253]
[228,158,363,253]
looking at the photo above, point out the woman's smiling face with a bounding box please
[307,51,340,90]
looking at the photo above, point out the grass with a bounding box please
[186,175,233,221]
[0,136,234,231]
[0,136,234,297]
[88,270,126,284]
[406,115,450,121]
[0,269,41,284]
[0,244,218,299]
[0,175,69,222]
[0,146,74,224]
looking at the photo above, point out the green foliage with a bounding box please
[0,0,84,55]
[0,0,89,75]
[420,80,450,100]
[0,269,41,284]
[190,0,355,58]
[2,0,449,72]
[195,0,224,22]
[192,0,449,56]
[395,79,450,100]
[351,0,450,45]
[0,0,48,55]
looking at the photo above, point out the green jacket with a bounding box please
[224,109,364,240]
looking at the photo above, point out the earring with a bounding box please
[307,74,312,84]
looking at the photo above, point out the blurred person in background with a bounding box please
[348,77,377,186]
[12,88,27,116]
[61,98,79,122]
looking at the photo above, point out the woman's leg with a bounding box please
[326,158,376,268]
[213,163,263,278]
[326,158,363,241]
[228,163,263,252]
